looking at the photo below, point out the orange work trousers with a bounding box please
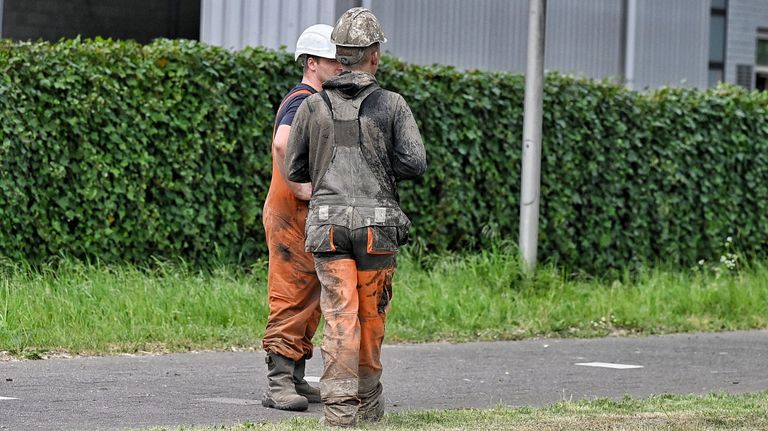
[314,226,395,426]
[261,209,322,361]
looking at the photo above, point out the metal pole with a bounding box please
[199,0,209,43]
[618,0,627,84]
[519,0,546,272]
[624,0,637,90]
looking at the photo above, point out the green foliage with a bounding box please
[380,59,768,272]
[2,38,767,272]
[0,38,297,264]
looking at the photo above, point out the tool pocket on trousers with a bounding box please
[305,224,336,253]
[366,226,398,255]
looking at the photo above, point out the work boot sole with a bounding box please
[262,396,309,411]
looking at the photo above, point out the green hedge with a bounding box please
[1,38,767,272]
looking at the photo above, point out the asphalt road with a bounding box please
[1,330,767,430]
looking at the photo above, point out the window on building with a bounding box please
[758,40,768,65]
[737,64,754,88]
[708,1,728,87]
[757,31,768,66]
[756,29,768,91]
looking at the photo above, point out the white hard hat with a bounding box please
[295,24,336,61]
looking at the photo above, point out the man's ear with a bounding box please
[306,56,317,71]
[371,50,380,68]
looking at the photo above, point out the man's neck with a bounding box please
[302,75,323,92]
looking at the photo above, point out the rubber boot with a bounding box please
[294,358,321,403]
[321,378,359,427]
[262,353,309,411]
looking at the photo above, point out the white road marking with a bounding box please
[0,396,19,400]
[305,376,320,383]
[575,362,644,369]
[200,397,260,405]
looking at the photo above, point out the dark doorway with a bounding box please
[1,0,200,44]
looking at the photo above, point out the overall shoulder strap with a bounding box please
[273,88,313,136]
[318,91,334,120]
[312,87,384,192]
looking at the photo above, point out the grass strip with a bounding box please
[1,249,767,356]
[138,391,768,430]
[389,247,768,342]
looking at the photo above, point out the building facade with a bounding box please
[723,0,768,90]
[1,0,767,90]
[199,0,767,91]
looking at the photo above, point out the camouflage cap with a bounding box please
[331,7,387,48]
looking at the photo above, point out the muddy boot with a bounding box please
[293,358,321,403]
[321,378,359,427]
[358,374,384,422]
[262,353,309,411]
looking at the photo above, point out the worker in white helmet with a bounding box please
[261,24,342,412]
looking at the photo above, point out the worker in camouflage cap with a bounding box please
[331,6,387,44]
[285,6,426,428]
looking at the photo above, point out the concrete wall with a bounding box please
[196,0,713,90]
[544,0,624,80]
[370,0,708,88]
[200,0,337,50]
[370,0,528,73]
[371,0,624,79]
[633,0,709,89]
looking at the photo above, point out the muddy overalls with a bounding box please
[262,87,321,363]
[285,72,426,426]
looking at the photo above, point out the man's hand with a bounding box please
[292,182,312,201]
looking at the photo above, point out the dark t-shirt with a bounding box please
[276,83,316,127]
